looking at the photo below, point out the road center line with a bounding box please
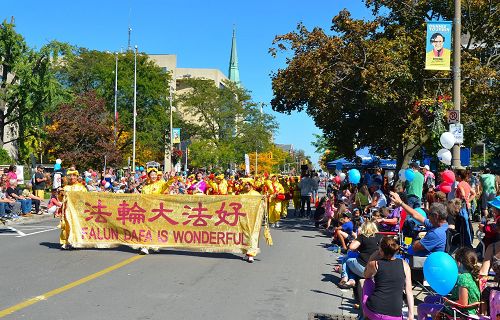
[0,255,144,318]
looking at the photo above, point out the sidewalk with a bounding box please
[0,200,57,225]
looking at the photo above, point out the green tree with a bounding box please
[45,91,123,169]
[175,78,278,170]
[0,19,72,163]
[55,48,172,163]
[0,148,12,164]
[270,0,499,170]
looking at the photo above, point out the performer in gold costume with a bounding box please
[265,174,285,228]
[139,168,169,254]
[60,170,87,250]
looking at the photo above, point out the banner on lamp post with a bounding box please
[172,128,181,144]
[425,21,452,71]
[244,154,250,175]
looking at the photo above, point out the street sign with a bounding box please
[447,110,459,124]
[449,123,464,144]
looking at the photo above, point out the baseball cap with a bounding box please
[342,211,352,219]
[488,196,500,210]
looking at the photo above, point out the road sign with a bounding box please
[449,123,464,144]
[447,110,459,124]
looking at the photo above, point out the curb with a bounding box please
[1,214,57,226]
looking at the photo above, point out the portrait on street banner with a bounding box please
[425,21,452,71]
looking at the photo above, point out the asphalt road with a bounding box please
[0,205,356,320]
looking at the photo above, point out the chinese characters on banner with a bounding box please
[65,193,265,255]
[425,21,452,71]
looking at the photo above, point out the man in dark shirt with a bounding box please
[7,179,32,216]
[33,165,47,199]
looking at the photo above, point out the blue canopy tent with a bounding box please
[327,156,396,170]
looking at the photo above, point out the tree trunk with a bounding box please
[0,111,4,148]
[394,133,430,183]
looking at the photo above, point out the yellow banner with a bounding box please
[65,193,266,255]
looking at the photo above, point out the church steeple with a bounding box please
[228,27,240,86]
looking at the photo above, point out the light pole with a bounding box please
[164,86,174,174]
[451,0,462,168]
[132,45,137,172]
[114,52,118,145]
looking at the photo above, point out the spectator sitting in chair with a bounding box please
[390,191,448,256]
[333,211,354,253]
[7,179,33,216]
[364,183,387,214]
[23,182,44,215]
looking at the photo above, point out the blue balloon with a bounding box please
[135,166,139,171]
[139,166,144,171]
[423,252,458,296]
[405,169,415,182]
[348,169,361,184]
[409,207,427,226]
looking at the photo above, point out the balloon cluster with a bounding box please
[54,158,62,171]
[438,170,455,193]
[437,132,455,165]
[398,168,415,182]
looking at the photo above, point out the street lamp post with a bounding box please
[132,45,138,172]
[451,0,462,168]
[114,53,118,145]
[164,86,173,174]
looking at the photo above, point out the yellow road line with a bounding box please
[0,255,144,318]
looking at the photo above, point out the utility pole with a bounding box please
[114,53,118,145]
[132,45,137,172]
[451,0,462,168]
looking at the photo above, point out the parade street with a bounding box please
[0,212,356,320]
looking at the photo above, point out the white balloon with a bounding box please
[387,171,394,179]
[339,172,346,181]
[440,132,456,149]
[438,149,452,164]
[55,158,62,164]
[398,169,406,182]
[437,148,449,158]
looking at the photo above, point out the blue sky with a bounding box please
[3,0,372,167]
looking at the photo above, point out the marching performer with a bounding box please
[60,169,87,250]
[266,174,285,228]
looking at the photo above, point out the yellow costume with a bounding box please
[290,177,301,212]
[265,177,285,224]
[279,176,290,218]
[60,175,87,247]
[141,179,168,195]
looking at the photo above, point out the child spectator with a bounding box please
[47,188,63,217]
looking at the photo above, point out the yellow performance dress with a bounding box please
[60,183,87,246]
[291,178,301,211]
[266,180,285,224]
[280,177,290,218]
[141,180,169,195]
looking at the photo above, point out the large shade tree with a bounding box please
[45,91,123,169]
[175,78,278,170]
[55,49,174,164]
[270,0,499,170]
[0,19,72,163]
